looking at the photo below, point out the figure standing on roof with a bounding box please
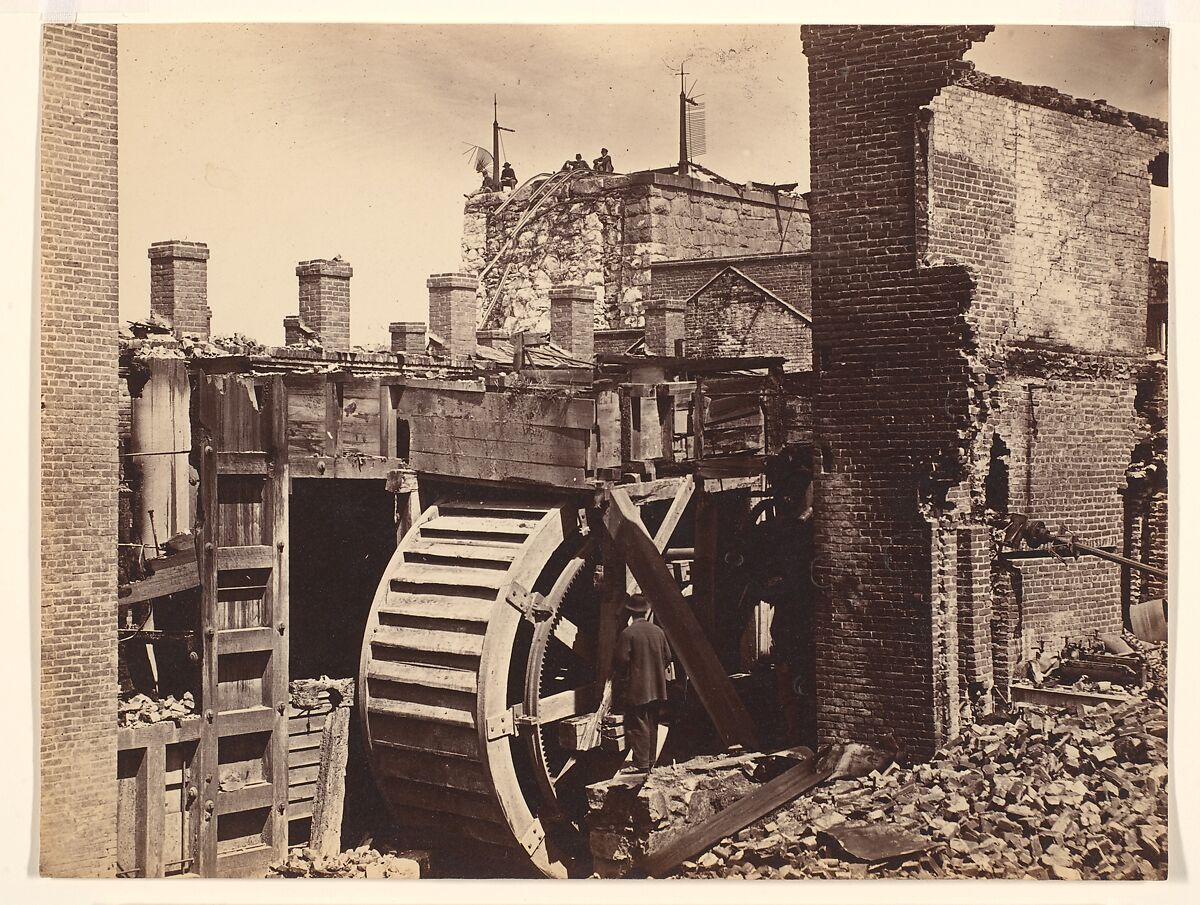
[562,153,591,172]
[614,593,672,774]
[593,148,614,173]
[500,161,517,189]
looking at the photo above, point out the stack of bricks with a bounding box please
[297,258,352,351]
[39,23,120,876]
[389,321,427,355]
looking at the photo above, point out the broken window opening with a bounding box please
[984,433,1010,514]
[395,418,411,460]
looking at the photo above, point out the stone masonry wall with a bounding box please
[39,23,120,876]
[651,252,811,316]
[924,84,1166,671]
[462,172,809,335]
[685,268,812,370]
[802,24,993,760]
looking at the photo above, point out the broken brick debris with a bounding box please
[677,671,1167,880]
[117,691,197,728]
[268,838,423,879]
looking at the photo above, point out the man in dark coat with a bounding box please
[500,161,517,189]
[614,593,672,772]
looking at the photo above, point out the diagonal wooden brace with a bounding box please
[603,485,758,750]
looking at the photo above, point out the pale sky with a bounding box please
[116,24,1169,347]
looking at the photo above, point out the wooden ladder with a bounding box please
[193,374,290,878]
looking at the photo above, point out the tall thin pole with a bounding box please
[677,66,689,177]
[492,94,501,189]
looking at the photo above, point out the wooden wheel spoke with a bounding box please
[535,684,595,723]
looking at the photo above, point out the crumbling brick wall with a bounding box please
[804,24,1167,761]
[650,252,811,315]
[39,23,120,876]
[462,173,809,334]
[802,24,993,760]
[684,268,812,370]
[924,82,1167,672]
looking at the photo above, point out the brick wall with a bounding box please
[804,24,1167,760]
[803,25,993,759]
[684,268,812,370]
[39,23,120,876]
[924,84,1166,662]
[650,252,811,316]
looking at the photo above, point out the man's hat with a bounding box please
[625,594,650,614]
[601,148,608,154]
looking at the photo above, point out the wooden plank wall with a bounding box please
[396,383,595,487]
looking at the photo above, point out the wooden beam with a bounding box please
[619,475,688,507]
[627,476,694,594]
[120,559,201,606]
[603,487,757,750]
[267,374,290,861]
[135,738,167,878]
[196,449,219,876]
[309,703,351,855]
[641,755,830,877]
[289,454,408,480]
[691,491,718,640]
[580,530,627,752]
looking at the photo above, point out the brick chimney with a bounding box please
[426,273,478,360]
[390,321,426,354]
[148,240,211,340]
[644,298,687,356]
[296,258,352,350]
[549,285,595,361]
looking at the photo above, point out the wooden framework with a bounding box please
[193,373,290,877]
[115,348,805,878]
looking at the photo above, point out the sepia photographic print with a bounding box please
[18,2,1186,897]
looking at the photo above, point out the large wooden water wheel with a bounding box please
[358,497,628,877]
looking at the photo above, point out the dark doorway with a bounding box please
[289,479,397,679]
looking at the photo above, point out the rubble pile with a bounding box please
[118,691,197,728]
[268,838,423,879]
[587,750,807,878]
[678,683,1167,879]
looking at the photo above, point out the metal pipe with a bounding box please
[1069,540,1168,580]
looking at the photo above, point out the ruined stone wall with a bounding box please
[684,268,812,370]
[39,23,120,876]
[802,24,993,760]
[924,84,1166,668]
[461,172,809,334]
